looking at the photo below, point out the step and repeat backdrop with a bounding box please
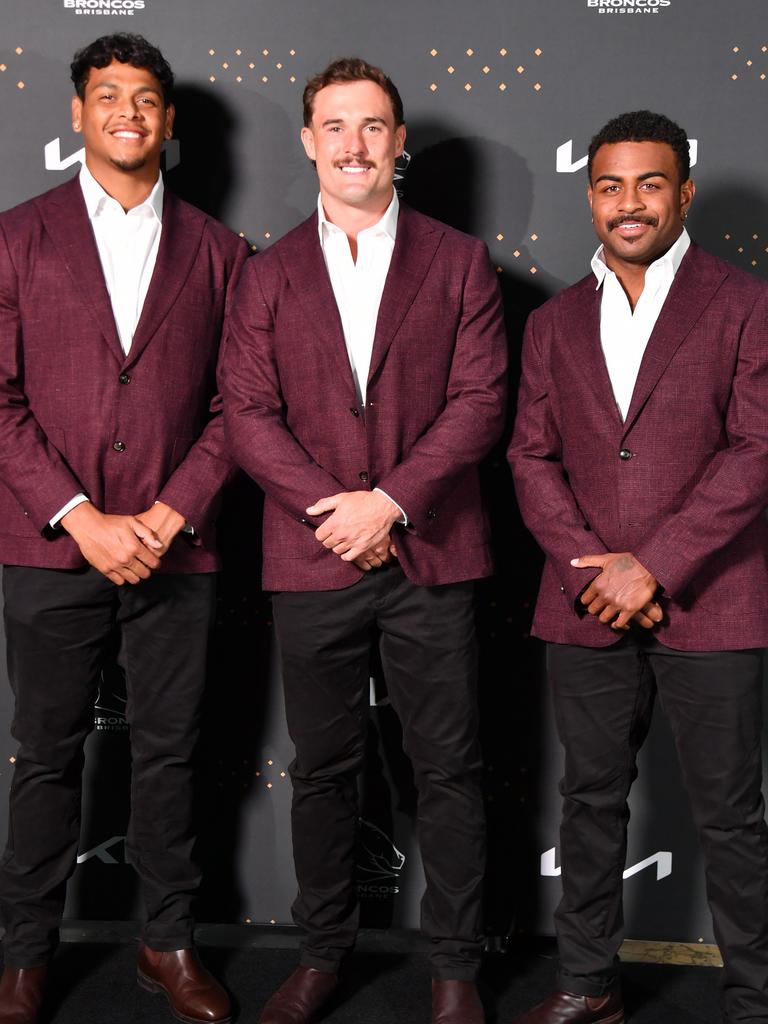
[0,0,766,947]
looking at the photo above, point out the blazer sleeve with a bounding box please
[0,221,86,532]
[507,307,608,602]
[634,284,768,596]
[221,257,347,519]
[156,235,249,532]
[374,239,508,532]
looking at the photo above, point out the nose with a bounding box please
[618,187,646,212]
[116,97,142,119]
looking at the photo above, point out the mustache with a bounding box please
[607,214,658,230]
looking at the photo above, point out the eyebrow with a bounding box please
[320,115,388,127]
[594,170,671,184]
[93,81,162,96]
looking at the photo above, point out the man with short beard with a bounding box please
[508,111,768,1023]
[0,34,246,1024]
[224,56,507,1024]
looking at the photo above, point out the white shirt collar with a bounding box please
[591,227,690,290]
[316,188,399,245]
[79,161,164,222]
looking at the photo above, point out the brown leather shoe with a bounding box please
[258,966,338,1024]
[511,989,624,1024]
[137,944,232,1023]
[432,979,485,1023]
[0,966,47,1024]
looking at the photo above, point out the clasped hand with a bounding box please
[306,490,400,571]
[571,551,663,630]
[61,500,185,586]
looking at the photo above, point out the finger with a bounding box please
[306,495,342,516]
[106,570,125,586]
[315,523,334,543]
[120,567,142,585]
[331,540,352,554]
[644,602,664,623]
[126,559,151,580]
[586,596,609,616]
[632,612,656,629]
[130,519,164,550]
[598,605,620,624]
[610,620,630,631]
[133,548,161,571]
[571,555,608,569]
[389,542,398,558]
[613,608,634,629]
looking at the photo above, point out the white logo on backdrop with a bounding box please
[556,138,698,174]
[45,137,181,172]
[63,0,146,14]
[541,847,672,881]
[586,0,671,13]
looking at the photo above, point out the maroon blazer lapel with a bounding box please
[622,244,728,434]
[367,204,443,386]
[125,190,205,368]
[40,176,124,365]
[559,276,624,429]
[274,214,357,396]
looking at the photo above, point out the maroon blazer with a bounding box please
[223,203,508,591]
[508,243,768,651]
[0,176,248,573]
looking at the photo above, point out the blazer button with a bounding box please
[359,471,369,482]
[349,407,360,418]
[426,508,437,520]
[560,586,565,593]
[113,440,126,452]
[118,373,131,385]
[619,448,632,460]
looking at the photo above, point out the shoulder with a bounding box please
[165,191,247,257]
[683,242,767,300]
[0,178,80,234]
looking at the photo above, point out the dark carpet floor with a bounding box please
[5,940,723,1024]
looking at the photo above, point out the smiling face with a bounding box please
[71,58,174,181]
[588,140,694,272]
[300,78,406,227]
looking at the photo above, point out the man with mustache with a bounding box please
[508,111,768,1023]
[223,57,507,1024]
[0,34,246,1024]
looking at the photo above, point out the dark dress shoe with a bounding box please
[511,989,624,1024]
[258,966,338,1024]
[432,979,485,1023]
[137,944,232,1023]
[0,965,47,1024]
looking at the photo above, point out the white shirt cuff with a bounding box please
[49,493,89,528]
[374,488,408,527]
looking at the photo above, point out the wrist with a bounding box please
[61,500,98,536]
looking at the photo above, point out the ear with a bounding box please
[300,125,316,162]
[394,123,407,157]
[164,102,175,140]
[680,178,695,220]
[71,94,83,133]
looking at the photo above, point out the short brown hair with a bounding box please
[303,57,404,128]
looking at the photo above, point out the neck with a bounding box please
[86,158,159,212]
[320,191,391,244]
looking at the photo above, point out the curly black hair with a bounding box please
[588,110,690,184]
[71,34,174,104]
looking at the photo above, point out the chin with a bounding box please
[110,156,148,173]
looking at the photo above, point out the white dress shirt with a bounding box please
[317,189,407,524]
[592,228,690,421]
[50,166,164,527]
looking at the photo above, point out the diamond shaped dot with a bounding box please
[535,47,543,56]
[530,266,537,274]
[236,49,242,56]
[724,233,731,240]
[263,49,269,56]
[499,48,508,56]
[530,233,538,241]
[262,75,268,83]
[430,48,438,56]
[513,250,520,258]
[290,49,296,56]
[747,59,753,66]
[733,46,740,53]
[448,65,455,73]
[276,62,283,69]
[236,75,243,82]
[0,64,6,72]
[466,48,474,56]
[222,62,229,69]
[15,47,23,55]
[517,65,524,73]
[249,63,255,69]
[290,75,296,82]
[738,246,744,253]
[209,49,216,56]
[732,73,738,80]
[430,83,438,92]
[464,83,472,91]
[483,65,490,74]
[496,233,504,241]
[16,81,24,89]
[534,82,542,90]
[209,75,216,82]
[499,82,507,91]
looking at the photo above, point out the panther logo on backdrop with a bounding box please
[357,818,406,899]
[62,0,147,15]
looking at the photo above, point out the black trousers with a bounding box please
[0,565,215,967]
[272,565,485,980]
[548,633,768,1023]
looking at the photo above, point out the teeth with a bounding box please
[341,166,368,173]
[113,131,142,139]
